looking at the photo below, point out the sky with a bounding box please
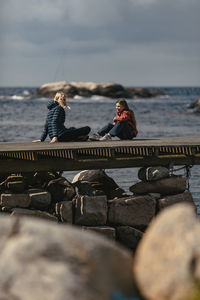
[0,0,200,87]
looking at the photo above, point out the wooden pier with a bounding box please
[1,137,200,173]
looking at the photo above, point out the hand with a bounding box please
[50,137,58,143]
[32,139,41,142]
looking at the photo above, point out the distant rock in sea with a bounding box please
[188,98,200,113]
[35,81,164,99]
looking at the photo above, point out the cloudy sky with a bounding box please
[0,0,199,87]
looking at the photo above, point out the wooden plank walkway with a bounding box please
[1,136,200,173]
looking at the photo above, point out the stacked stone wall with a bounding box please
[0,167,197,253]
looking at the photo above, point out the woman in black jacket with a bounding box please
[33,92,90,143]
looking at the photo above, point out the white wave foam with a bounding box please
[23,90,30,95]
[11,95,25,100]
[90,95,110,101]
[73,95,84,100]
[72,94,113,103]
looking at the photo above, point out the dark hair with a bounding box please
[116,98,137,126]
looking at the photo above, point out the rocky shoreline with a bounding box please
[0,167,199,299]
[35,81,165,99]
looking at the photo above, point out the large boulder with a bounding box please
[130,175,186,196]
[108,195,156,228]
[133,203,200,300]
[35,81,164,99]
[72,169,105,182]
[73,169,127,200]
[0,216,137,300]
[36,81,128,98]
[74,195,107,226]
[158,191,197,212]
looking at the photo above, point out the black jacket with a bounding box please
[40,100,67,141]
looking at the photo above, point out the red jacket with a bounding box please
[113,110,138,136]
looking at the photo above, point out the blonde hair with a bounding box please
[54,92,66,102]
[116,98,137,127]
[54,92,70,109]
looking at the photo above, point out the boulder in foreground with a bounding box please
[0,216,137,300]
[133,203,200,300]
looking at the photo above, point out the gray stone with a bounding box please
[158,191,197,212]
[138,166,169,182]
[0,216,137,300]
[130,175,186,195]
[1,175,27,192]
[82,226,116,240]
[29,191,51,209]
[73,181,100,196]
[116,226,143,251]
[4,174,24,183]
[7,181,26,193]
[28,171,59,187]
[74,195,107,226]
[11,208,57,222]
[1,193,31,208]
[133,203,200,300]
[73,169,126,200]
[108,195,156,228]
[47,177,75,202]
[72,169,106,183]
[55,201,73,223]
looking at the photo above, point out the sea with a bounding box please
[0,86,200,215]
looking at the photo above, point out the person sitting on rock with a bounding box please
[90,98,138,141]
[33,92,90,143]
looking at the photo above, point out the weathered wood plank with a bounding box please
[1,137,200,152]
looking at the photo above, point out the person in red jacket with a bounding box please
[90,98,138,141]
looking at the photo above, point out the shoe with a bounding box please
[99,133,112,141]
[89,133,101,141]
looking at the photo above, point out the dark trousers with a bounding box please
[58,126,90,142]
[98,122,134,140]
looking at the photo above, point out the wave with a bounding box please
[72,94,114,103]
[23,89,30,95]
[0,95,27,100]
[11,95,27,100]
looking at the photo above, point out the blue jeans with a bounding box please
[58,126,91,141]
[98,122,134,140]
